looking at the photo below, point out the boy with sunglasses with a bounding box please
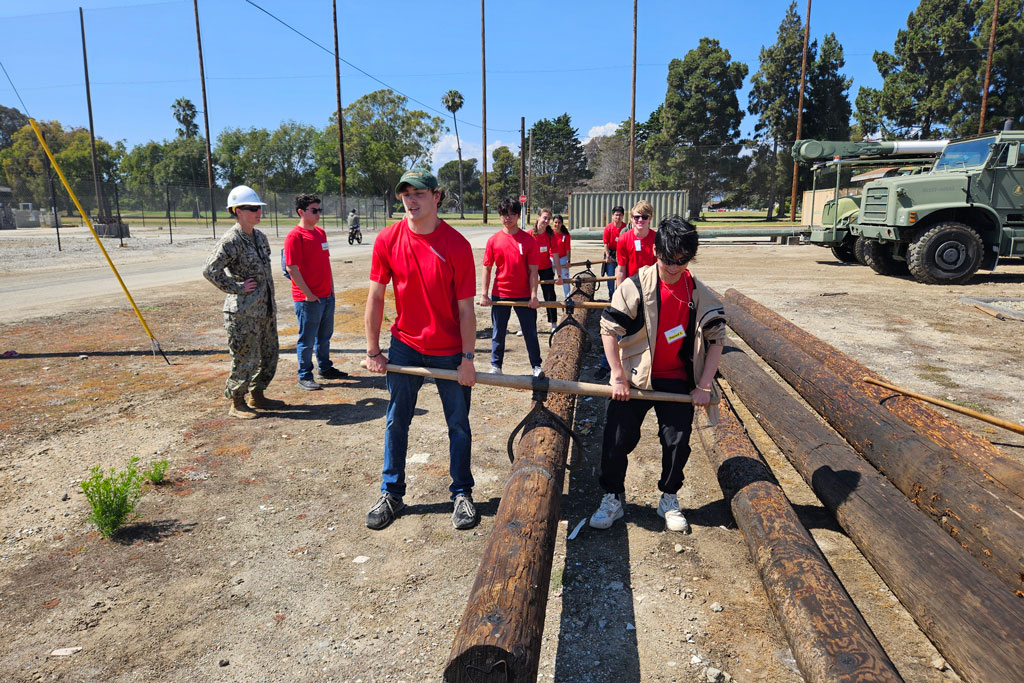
[614,200,657,288]
[590,215,726,533]
[284,193,348,391]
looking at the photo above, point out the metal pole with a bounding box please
[43,130,62,251]
[166,185,173,244]
[628,0,637,191]
[79,8,105,226]
[113,181,123,247]
[790,0,811,222]
[333,0,346,216]
[979,0,1000,135]
[273,193,279,238]
[193,0,217,238]
[140,194,146,227]
[527,132,533,219]
[480,0,488,224]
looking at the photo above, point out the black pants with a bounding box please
[538,267,557,324]
[599,377,694,495]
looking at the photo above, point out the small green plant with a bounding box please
[143,459,170,485]
[80,456,145,538]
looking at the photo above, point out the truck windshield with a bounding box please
[934,138,995,171]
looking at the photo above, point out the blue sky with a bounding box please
[0,0,925,171]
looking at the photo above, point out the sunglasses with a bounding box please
[237,205,262,212]
[632,214,650,221]
[660,256,689,266]
[303,207,323,214]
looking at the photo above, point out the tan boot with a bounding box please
[228,395,258,419]
[249,389,286,410]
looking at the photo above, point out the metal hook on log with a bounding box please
[506,377,583,469]
[548,308,592,351]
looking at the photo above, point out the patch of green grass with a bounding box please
[946,399,991,413]
[916,371,958,390]
[550,567,564,592]
[80,456,145,538]
[143,459,170,485]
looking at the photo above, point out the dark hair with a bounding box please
[497,196,521,216]
[654,214,699,265]
[295,193,321,215]
[552,214,567,233]
[533,207,553,235]
[611,206,625,215]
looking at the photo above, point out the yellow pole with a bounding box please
[29,118,169,363]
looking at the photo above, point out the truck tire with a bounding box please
[854,237,869,266]
[907,222,983,285]
[862,240,909,276]
[830,241,858,263]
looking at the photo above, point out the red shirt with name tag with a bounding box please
[284,225,333,301]
[616,229,657,276]
[370,218,476,355]
[603,221,625,252]
[531,229,555,270]
[483,229,539,298]
[651,271,693,381]
[551,231,571,259]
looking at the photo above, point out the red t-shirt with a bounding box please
[530,229,555,270]
[616,228,657,276]
[603,221,625,251]
[551,231,571,260]
[370,219,476,355]
[484,229,538,298]
[284,225,333,301]
[651,271,693,381]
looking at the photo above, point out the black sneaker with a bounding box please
[297,378,322,391]
[452,494,479,530]
[366,493,405,530]
[319,367,349,380]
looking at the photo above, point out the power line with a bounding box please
[0,57,31,117]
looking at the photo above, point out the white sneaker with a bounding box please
[532,366,544,378]
[489,365,502,374]
[516,330,524,336]
[657,493,691,533]
[589,492,624,529]
[550,322,558,333]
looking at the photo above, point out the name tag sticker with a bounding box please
[321,242,329,250]
[664,324,686,344]
[635,239,642,251]
[540,246,548,252]
[518,243,523,255]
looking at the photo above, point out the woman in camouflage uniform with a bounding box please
[202,185,283,418]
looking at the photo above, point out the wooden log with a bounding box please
[565,258,615,268]
[718,344,1024,681]
[693,392,900,682]
[722,304,1024,599]
[444,281,596,682]
[482,300,609,310]
[538,275,615,285]
[863,377,1024,436]
[722,288,1024,498]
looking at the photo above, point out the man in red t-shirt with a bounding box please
[365,169,479,532]
[615,199,657,287]
[602,205,627,298]
[480,197,542,377]
[284,193,349,391]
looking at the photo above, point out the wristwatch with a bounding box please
[463,352,474,360]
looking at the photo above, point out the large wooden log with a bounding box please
[694,395,900,682]
[724,302,1024,599]
[444,282,596,682]
[718,345,1024,682]
[722,288,1024,498]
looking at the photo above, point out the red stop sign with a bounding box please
[519,194,527,202]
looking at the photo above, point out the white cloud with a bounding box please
[430,135,511,171]
[583,122,618,144]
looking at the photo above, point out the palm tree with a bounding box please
[171,97,199,139]
[441,90,465,218]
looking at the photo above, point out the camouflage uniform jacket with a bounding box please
[203,223,276,317]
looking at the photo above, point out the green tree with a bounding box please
[119,140,166,211]
[156,137,210,217]
[267,121,319,191]
[0,104,28,151]
[438,158,480,212]
[853,0,977,138]
[172,97,199,140]
[642,38,748,218]
[215,127,273,196]
[528,113,590,213]
[486,146,519,208]
[959,0,1024,135]
[441,89,466,218]
[804,33,852,141]
[748,2,806,219]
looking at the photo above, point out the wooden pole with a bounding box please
[693,390,899,682]
[79,8,105,224]
[789,0,811,222]
[565,258,614,267]
[445,281,596,681]
[538,275,614,285]
[526,130,532,219]
[519,116,525,196]
[628,0,637,191]
[724,301,1024,598]
[863,377,1024,436]
[480,0,488,224]
[193,0,217,236]
[722,288,1024,497]
[718,344,1024,681]
[484,300,607,310]
[332,0,346,216]
[979,0,1000,135]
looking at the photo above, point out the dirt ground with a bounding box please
[1,226,1023,682]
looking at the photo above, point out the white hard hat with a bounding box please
[226,185,266,210]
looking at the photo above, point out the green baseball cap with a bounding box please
[395,168,439,196]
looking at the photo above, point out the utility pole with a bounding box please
[80,8,105,225]
[193,0,217,237]
[629,0,637,191]
[519,117,526,195]
[789,0,811,222]
[527,132,533,219]
[979,0,1000,135]
[333,0,347,218]
[480,0,488,224]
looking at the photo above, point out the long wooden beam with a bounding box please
[483,300,608,310]
[863,377,1024,436]
[723,302,1024,599]
[718,344,1024,681]
[444,281,596,682]
[723,289,1024,498]
[538,275,615,285]
[693,392,900,682]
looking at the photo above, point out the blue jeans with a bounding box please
[294,294,336,381]
[382,336,473,499]
[604,256,617,299]
[490,296,542,369]
[559,256,571,298]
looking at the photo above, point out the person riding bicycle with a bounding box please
[348,208,359,229]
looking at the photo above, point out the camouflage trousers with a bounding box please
[223,313,279,398]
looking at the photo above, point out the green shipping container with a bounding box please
[567,190,689,230]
